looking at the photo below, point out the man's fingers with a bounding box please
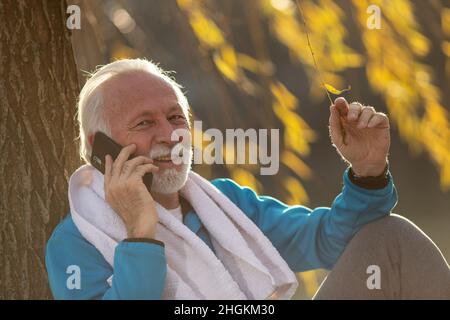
[121,156,154,178]
[357,106,376,129]
[104,154,112,188]
[334,97,349,117]
[348,102,363,121]
[368,113,389,128]
[133,163,159,179]
[111,144,136,177]
[329,104,344,147]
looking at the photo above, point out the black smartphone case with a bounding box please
[90,132,153,191]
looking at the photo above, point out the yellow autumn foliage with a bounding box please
[176,0,450,298]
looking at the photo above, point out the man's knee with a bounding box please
[344,214,425,257]
[356,214,422,241]
[353,213,442,260]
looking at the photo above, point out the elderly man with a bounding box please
[45,58,450,300]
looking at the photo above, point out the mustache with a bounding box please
[148,143,190,159]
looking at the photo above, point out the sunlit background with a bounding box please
[68,0,450,299]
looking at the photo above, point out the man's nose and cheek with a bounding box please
[124,120,188,171]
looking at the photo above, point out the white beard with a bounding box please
[148,144,192,194]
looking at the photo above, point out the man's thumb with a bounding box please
[334,97,349,117]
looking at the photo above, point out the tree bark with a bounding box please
[0,0,80,299]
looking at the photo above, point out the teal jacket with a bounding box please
[45,168,398,299]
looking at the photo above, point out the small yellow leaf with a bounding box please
[324,83,351,95]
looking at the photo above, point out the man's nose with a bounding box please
[154,118,177,145]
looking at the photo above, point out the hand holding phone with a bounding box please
[91,131,153,190]
[91,132,159,238]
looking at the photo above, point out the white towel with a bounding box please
[68,164,298,299]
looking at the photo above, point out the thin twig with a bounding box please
[295,0,333,105]
[295,0,348,145]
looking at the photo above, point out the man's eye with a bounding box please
[169,115,185,121]
[135,120,152,128]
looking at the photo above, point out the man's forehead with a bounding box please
[102,71,179,116]
[102,71,176,100]
[129,104,182,117]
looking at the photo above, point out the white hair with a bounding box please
[148,144,193,194]
[76,58,190,164]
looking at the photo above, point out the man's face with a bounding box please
[102,71,191,193]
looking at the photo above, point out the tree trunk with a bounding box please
[0,0,80,299]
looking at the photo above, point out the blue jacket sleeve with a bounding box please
[45,217,167,300]
[211,167,398,272]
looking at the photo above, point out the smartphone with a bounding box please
[90,131,153,191]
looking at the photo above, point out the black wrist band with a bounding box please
[348,164,390,190]
[124,238,165,247]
